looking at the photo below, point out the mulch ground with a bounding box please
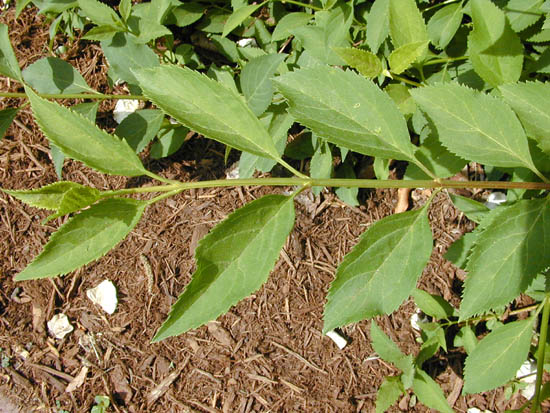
[0,5,534,413]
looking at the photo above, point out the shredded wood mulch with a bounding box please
[0,6,533,413]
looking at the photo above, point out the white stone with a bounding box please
[113,99,139,124]
[236,38,257,48]
[410,308,429,331]
[484,191,507,209]
[467,408,494,413]
[516,359,537,400]
[87,280,118,315]
[325,330,348,349]
[47,313,73,339]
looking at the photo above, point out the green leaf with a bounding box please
[167,3,204,28]
[412,289,455,320]
[50,101,100,180]
[240,53,286,116]
[454,325,478,355]
[15,198,146,281]
[16,0,33,18]
[404,133,467,180]
[3,181,98,211]
[119,0,132,22]
[115,109,164,153]
[271,12,313,42]
[411,83,537,171]
[274,66,417,161]
[370,321,415,388]
[505,0,544,33]
[388,0,428,48]
[460,199,550,320]
[334,160,359,206]
[153,194,295,341]
[291,5,352,65]
[467,0,523,86]
[150,126,188,159]
[238,104,293,178]
[134,65,281,161]
[464,318,535,393]
[222,1,267,38]
[448,194,490,224]
[82,25,121,42]
[333,47,383,78]
[101,33,159,87]
[427,3,463,49]
[78,0,124,29]
[0,23,22,81]
[445,231,476,269]
[388,41,429,74]
[310,139,332,196]
[26,87,147,177]
[376,376,404,413]
[366,0,390,54]
[0,108,19,140]
[323,208,432,332]
[412,369,454,413]
[22,57,95,95]
[499,81,550,155]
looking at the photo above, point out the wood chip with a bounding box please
[65,366,89,393]
[271,341,327,375]
[280,378,304,393]
[147,366,183,406]
[110,365,133,405]
[207,322,235,347]
[394,187,411,213]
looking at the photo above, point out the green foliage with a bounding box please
[15,198,146,281]
[154,194,295,341]
[3,0,550,409]
[323,208,432,332]
[464,318,535,393]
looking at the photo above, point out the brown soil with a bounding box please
[0,5,537,413]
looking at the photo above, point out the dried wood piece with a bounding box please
[146,366,183,406]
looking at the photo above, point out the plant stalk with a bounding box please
[0,92,147,100]
[99,178,550,199]
[532,296,550,412]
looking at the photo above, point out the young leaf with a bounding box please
[333,47,383,78]
[82,25,121,42]
[15,198,146,281]
[460,199,550,320]
[153,194,295,341]
[3,181,99,212]
[412,289,455,320]
[366,0,389,54]
[0,23,22,81]
[499,81,550,156]
[370,321,415,388]
[427,3,463,50]
[0,108,19,140]
[323,208,432,333]
[22,57,95,95]
[78,0,124,29]
[222,1,267,38]
[412,369,454,413]
[376,376,404,413]
[388,0,428,49]
[101,33,159,87]
[271,12,313,42]
[467,0,523,86]
[274,66,417,162]
[25,87,147,177]
[240,53,286,117]
[464,318,535,393]
[388,41,428,74]
[134,65,281,161]
[411,83,538,171]
[119,0,132,22]
[150,126,188,159]
[448,193,490,224]
[115,109,164,153]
